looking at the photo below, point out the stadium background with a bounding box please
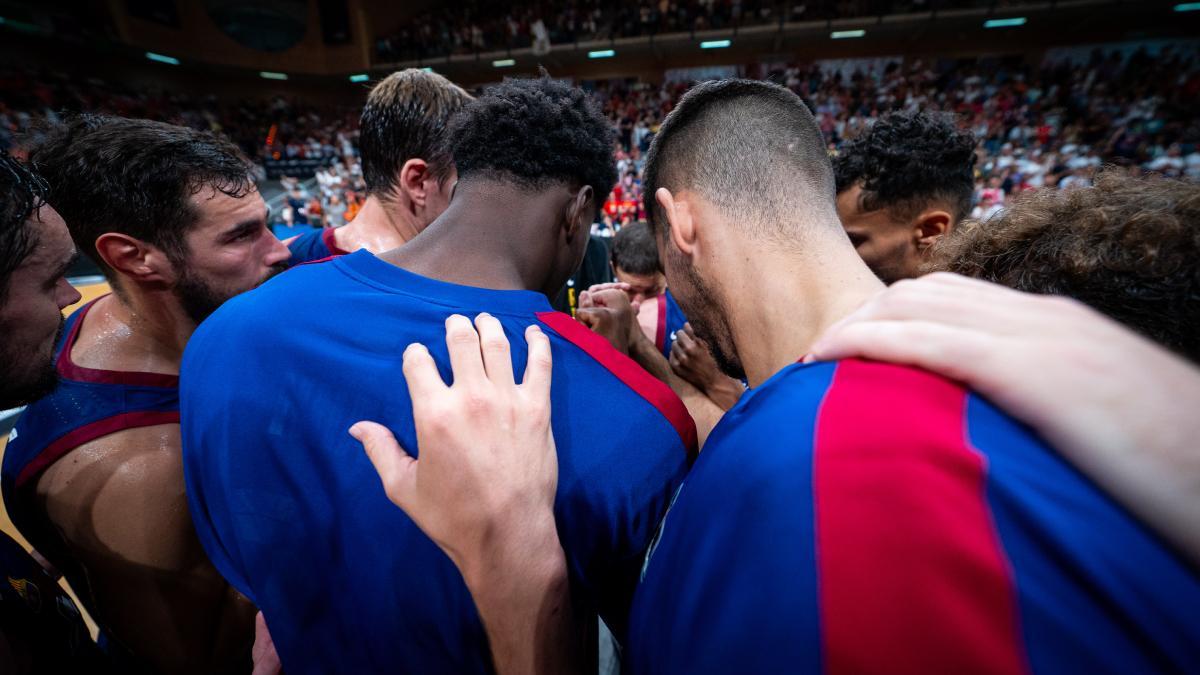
[1,0,1198,637]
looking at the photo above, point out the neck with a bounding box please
[722,230,884,388]
[379,182,563,295]
[336,195,423,252]
[86,284,196,374]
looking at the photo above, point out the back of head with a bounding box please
[833,110,977,223]
[0,154,48,303]
[446,75,616,198]
[359,69,474,199]
[933,170,1200,362]
[27,114,255,278]
[611,221,662,276]
[643,79,836,241]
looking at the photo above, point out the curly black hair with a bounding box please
[0,154,49,302]
[932,170,1200,362]
[833,110,977,222]
[27,115,255,277]
[447,76,616,202]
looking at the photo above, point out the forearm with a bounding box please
[459,517,581,675]
[703,374,745,412]
[630,337,722,447]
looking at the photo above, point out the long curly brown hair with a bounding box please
[931,169,1200,362]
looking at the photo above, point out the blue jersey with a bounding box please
[629,359,1200,675]
[286,227,348,266]
[654,289,688,360]
[3,298,180,537]
[180,250,696,674]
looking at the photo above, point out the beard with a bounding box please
[666,250,745,381]
[173,261,288,325]
[0,316,64,409]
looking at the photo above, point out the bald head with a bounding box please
[644,79,836,240]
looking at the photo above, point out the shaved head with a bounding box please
[644,79,836,242]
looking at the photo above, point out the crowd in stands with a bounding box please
[592,46,1200,230]
[0,65,359,167]
[375,0,1040,61]
[4,44,1198,237]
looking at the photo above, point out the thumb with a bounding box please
[576,308,600,330]
[350,421,418,509]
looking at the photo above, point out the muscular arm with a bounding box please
[35,424,255,673]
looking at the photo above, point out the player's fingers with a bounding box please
[809,320,996,384]
[578,290,593,309]
[520,324,553,402]
[575,308,600,330]
[474,313,514,387]
[683,322,696,339]
[401,343,446,411]
[675,329,696,353]
[444,314,487,387]
[350,421,418,509]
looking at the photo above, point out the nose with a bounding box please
[60,281,83,310]
[265,234,293,268]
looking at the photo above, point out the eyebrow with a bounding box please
[51,250,80,281]
[223,208,270,239]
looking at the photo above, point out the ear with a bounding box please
[397,158,432,208]
[94,233,175,284]
[912,209,953,251]
[564,185,595,242]
[655,188,697,259]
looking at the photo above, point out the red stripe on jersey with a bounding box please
[655,294,668,354]
[536,311,697,460]
[322,227,351,256]
[813,359,1027,675]
[15,410,182,489]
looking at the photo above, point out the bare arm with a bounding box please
[35,425,255,673]
[669,323,745,411]
[352,316,581,674]
[810,272,1200,566]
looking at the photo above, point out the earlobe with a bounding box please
[565,186,594,241]
[914,210,953,250]
[400,159,430,208]
[657,188,696,257]
[95,233,171,283]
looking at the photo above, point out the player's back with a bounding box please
[629,359,1200,675]
[181,250,695,674]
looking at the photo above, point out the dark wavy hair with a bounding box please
[27,115,255,277]
[0,154,50,302]
[833,110,977,222]
[447,75,616,204]
[932,170,1200,362]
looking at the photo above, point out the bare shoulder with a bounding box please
[36,423,203,570]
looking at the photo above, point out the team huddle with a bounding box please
[0,68,1198,674]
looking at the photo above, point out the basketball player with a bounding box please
[834,110,976,283]
[606,222,687,355]
[179,77,694,674]
[285,69,473,263]
[365,80,1200,673]
[0,155,111,673]
[2,116,289,673]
